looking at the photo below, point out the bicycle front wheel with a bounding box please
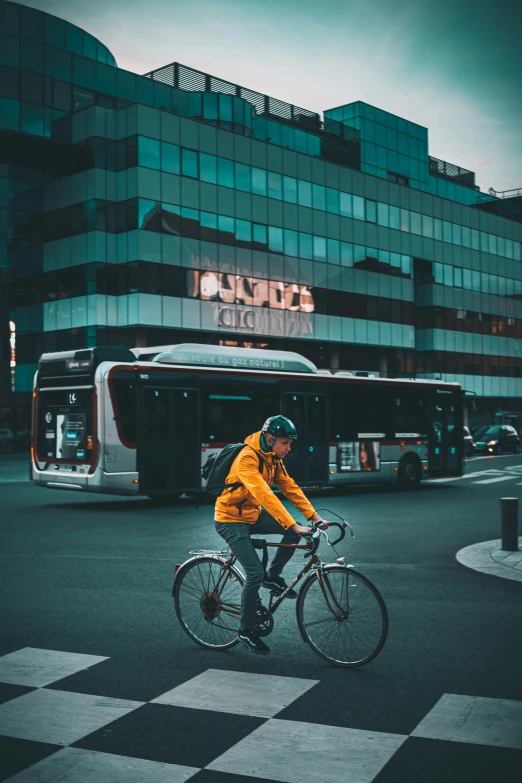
[296,566,388,667]
[174,556,244,650]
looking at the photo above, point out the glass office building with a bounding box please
[1,0,522,440]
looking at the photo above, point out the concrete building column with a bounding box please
[379,354,388,378]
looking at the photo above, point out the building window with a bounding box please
[366,199,377,223]
[387,171,409,186]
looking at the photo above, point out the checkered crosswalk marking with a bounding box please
[3,747,198,783]
[411,693,522,750]
[0,686,143,747]
[0,647,109,687]
[207,718,407,783]
[0,647,520,782]
[151,668,319,718]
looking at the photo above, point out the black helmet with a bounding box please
[262,415,297,440]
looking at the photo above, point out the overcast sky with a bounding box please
[21,0,522,193]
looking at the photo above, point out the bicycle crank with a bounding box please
[256,604,274,637]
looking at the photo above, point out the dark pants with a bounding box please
[215,511,300,631]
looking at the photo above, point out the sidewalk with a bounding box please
[0,452,31,483]
[456,538,522,583]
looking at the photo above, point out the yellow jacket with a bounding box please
[214,431,316,529]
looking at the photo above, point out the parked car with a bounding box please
[473,425,521,455]
[463,426,474,457]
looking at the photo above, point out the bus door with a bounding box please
[138,387,200,494]
[283,393,329,483]
[428,394,461,475]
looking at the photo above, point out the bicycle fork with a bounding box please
[314,564,351,620]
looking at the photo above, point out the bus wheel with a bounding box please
[397,456,421,490]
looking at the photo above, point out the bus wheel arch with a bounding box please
[396,454,422,490]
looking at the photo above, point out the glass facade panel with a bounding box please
[299,232,313,259]
[312,184,326,212]
[0,33,19,67]
[235,162,251,193]
[20,101,43,135]
[422,215,433,238]
[268,171,282,200]
[453,223,462,246]
[341,242,353,266]
[327,238,340,263]
[181,148,198,178]
[326,187,339,214]
[139,136,160,170]
[298,179,312,208]
[217,156,234,188]
[162,142,180,175]
[236,218,251,242]
[410,212,422,235]
[284,229,298,257]
[339,192,352,218]
[253,167,268,197]
[283,175,297,203]
[366,199,377,223]
[313,234,326,261]
[389,205,400,230]
[353,195,365,221]
[268,225,283,253]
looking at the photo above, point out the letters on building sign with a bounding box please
[186,270,315,313]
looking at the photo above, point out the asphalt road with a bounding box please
[1,455,521,782]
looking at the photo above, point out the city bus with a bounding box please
[31,343,464,497]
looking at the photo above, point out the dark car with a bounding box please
[473,425,521,455]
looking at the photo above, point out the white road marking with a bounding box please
[429,469,503,483]
[472,476,518,485]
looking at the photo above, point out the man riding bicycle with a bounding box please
[215,415,327,655]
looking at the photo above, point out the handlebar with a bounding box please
[302,510,354,558]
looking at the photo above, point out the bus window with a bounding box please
[203,390,257,444]
[332,385,393,440]
[393,391,427,436]
[110,378,138,446]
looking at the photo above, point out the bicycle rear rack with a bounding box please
[188,548,230,557]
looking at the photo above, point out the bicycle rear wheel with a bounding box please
[296,566,388,667]
[174,556,244,650]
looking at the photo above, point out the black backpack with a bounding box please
[202,443,264,498]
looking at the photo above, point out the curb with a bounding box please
[456,539,522,583]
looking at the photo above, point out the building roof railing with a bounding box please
[486,187,522,200]
[143,61,360,144]
[429,155,478,190]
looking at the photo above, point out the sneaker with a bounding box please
[262,574,297,599]
[237,628,270,655]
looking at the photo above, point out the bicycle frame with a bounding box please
[215,539,349,620]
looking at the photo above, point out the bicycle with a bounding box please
[172,510,388,667]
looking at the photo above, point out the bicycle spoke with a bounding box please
[298,568,387,666]
[174,557,243,650]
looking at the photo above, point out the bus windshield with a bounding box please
[36,387,93,461]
